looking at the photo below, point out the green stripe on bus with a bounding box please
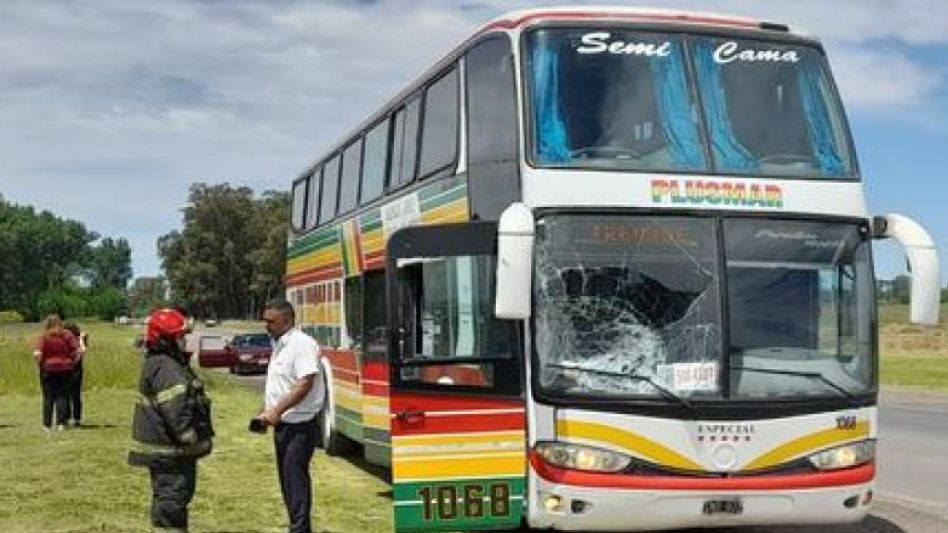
[363,427,390,445]
[334,404,363,424]
[394,477,525,532]
[420,184,467,211]
[288,229,341,258]
[365,441,392,467]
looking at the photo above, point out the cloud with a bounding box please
[829,47,943,113]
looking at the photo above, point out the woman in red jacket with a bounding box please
[33,314,78,431]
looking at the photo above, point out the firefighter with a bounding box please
[129,308,214,533]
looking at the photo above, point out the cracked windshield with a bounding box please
[527,28,855,178]
[535,216,875,402]
[535,215,722,399]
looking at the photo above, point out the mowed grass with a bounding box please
[0,321,392,533]
[878,303,948,393]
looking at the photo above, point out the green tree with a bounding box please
[0,199,99,319]
[159,184,289,319]
[89,237,133,290]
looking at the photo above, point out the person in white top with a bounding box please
[256,298,324,533]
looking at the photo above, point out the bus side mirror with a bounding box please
[873,214,941,325]
[495,203,534,320]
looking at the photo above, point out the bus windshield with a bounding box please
[526,29,855,179]
[534,215,874,402]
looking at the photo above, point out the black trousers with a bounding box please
[41,372,70,428]
[64,361,83,423]
[149,460,196,532]
[274,418,317,533]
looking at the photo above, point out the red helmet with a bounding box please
[145,308,189,347]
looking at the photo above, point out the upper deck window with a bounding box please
[525,28,858,180]
[692,37,855,178]
[527,29,707,173]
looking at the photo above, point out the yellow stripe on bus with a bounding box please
[393,454,525,481]
[421,200,468,225]
[362,413,390,429]
[394,430,525,448]
[743,421,871,471]
[287,247,343,273]
[557,420,702,471]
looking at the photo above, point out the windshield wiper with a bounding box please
[549,362,695,411]
[731,366,856,400]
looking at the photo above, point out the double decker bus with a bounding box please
[284,7,941,532]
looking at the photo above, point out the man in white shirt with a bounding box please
[257,299,323,533]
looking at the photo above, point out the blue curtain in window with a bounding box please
[798,66,846,176]
[649,45,705,170]
[694,45,757,171]
[532,44,571,164]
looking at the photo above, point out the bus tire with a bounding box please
[317,359,354,456]
[318,405,346,456]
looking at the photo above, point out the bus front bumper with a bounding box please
[528,461,875,531]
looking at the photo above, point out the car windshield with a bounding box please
[235,335,271,348]
[533,215,875,402]
[526,28,856,179]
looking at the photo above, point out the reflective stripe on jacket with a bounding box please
[129,352,214,467]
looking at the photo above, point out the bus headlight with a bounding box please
[808,440,875,470]
[534,441,632,473]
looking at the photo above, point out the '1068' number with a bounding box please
[418,483,511,521]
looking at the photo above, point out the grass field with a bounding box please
[0,322,392,533]
[878,303,948,392]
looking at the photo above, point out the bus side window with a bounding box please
[319,155,341,225]
[391,96,422,189]
[363,271,388,358]
[338,138,363,215]
[419,66,459,179]
[306,167,321,230]
[344,277,363,351]
[398,255,519,392]
[291,176,308,232]
[466,35,520,220]
[360,118,390,205]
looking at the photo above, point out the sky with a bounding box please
[0,0,946,284]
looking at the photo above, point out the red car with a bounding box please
[228,333,272,375]
[196,335,234,368]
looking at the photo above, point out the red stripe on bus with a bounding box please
[362,382,390,397]
[324,349,358,369]
[392,411,526,436]
[391,392,524,412]
[529,452,875,491]
[362,360,389,381]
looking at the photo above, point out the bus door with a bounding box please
[386,222,526,532]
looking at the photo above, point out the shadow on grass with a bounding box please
[0,424,14,429]
[339,451,391,485]
[73,423,117,430]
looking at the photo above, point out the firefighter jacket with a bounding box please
[129,351,214,468]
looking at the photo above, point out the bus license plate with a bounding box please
[702,499,743,515]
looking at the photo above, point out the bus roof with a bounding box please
[292,6,802,184]
[475,6,770,34]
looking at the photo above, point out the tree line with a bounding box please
[157,183,289,320]
[0,194,131,321]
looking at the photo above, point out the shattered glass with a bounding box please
[535,215,722,398]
